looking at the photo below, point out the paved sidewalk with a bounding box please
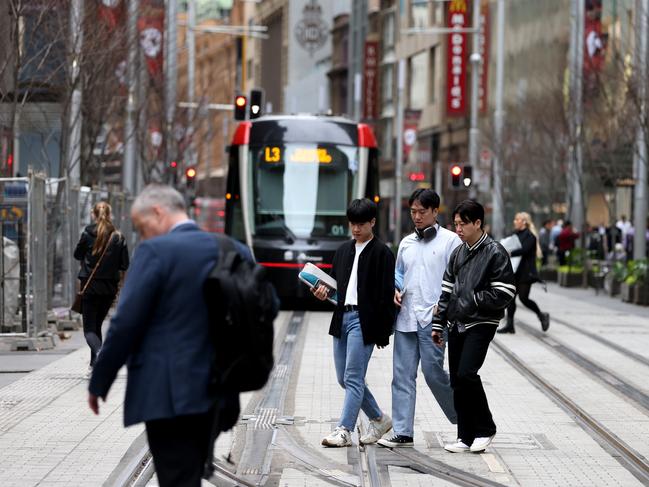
[278,284,649,486]
[0,346,141,487]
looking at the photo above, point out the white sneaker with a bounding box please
[469,435,495,452]
[444,439,471,453]
[360,414,392,444]
[322,427,352,447]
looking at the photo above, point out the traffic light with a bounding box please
[185,166,196,188]
[450,164,462,187]
[463,165,472,187]
[168,160,178,185]
[234,94,247,120]
[249,89,264,119]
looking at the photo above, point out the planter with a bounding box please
[604,274,621,296]
[620,282,636,302]
[558,271,582,288]
[633,283,649,306]
[539,268,558,282]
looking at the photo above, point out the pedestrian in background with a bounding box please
[539,219,553,266]
[498,212,549,334]
[88,185,253,486]
[378,189,460,449]
[556,220,579,265]
[312,198,395,447]
[74,201,129,375]
[432,200,515,454]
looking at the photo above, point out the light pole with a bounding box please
[394,59,406,247]
[491,0,505,239]
[633,0,648,260]
[123,0,139,195]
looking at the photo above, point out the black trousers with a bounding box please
[506,282,542,324]
[81,294,114,366]
[448,324,497,445]
[145,409,216,487]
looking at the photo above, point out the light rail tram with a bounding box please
[224,115,380,307]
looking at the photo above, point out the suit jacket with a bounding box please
[88,222,252,427]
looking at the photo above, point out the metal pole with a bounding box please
[491,0,505,239]
[123,0,139,195]
[633,0,648,259]
[165,0,178,177]
[468,0,481,191]
[347,0,367,119]
[569,0,585,234]
[394,59,406,247]
[187,0,197,172]
[63,0,84,305]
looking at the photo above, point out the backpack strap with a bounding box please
[213,234,239,268]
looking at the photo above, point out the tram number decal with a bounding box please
[264,146,281,163]
[263,146,333,164]
[331,224,345,236]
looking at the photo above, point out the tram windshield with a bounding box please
[251,143,359,239]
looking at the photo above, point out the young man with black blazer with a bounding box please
[312,198,396,447]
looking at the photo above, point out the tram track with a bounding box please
[516,319,649,415]
[492,338,649,485]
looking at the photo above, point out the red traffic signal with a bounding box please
[450,164,462,187]
[234,95,247,120]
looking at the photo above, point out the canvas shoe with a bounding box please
[444,439,471,453]
[469,435,496,452]
[360,414,392,444]
[321,427,352,447]
[377,434,414,448]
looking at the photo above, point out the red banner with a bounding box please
[584,1,605,73]
[446,0,468,116]
[363,41,379,120]
[138,0,164,80]
[98,0,124,31]
[478,1,489,113]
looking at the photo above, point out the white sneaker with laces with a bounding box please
[444,439,471,453]
[321,427,352,447]
[360,414,392,444]
[469,435,495,452]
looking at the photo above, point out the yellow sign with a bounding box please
[263,146,333,164]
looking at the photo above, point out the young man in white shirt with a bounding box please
[312,198,396,447]
[378,189,461,448]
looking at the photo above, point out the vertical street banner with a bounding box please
[363,41,379,120]
[584,0,606,94]
[98,0,124,31]
[403,109,422,162]
[138,0,165,80]
[478,0,489,114]
[446,0,468,116]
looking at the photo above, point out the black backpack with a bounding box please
[203,234,277,393]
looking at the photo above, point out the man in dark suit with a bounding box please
[87,184,251,487]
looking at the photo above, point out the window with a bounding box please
[410,0,429,28]
[429,47,436,103]
[409,51,427,110]
[381,64,394,108]
[382,12,395,49]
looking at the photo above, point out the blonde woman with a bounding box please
[74,202,129,373]
[497,212,549,334]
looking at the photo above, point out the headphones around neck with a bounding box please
[415,225,437,241]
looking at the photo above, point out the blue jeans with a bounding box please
[392,324,457,437]
[333,311,383,430]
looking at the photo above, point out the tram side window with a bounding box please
[225,148,245,241]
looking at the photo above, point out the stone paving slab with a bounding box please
[0,346,142,487]
[281,296,646,486]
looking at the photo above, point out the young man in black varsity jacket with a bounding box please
[312,198,396,447]
[431,200,515,454]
